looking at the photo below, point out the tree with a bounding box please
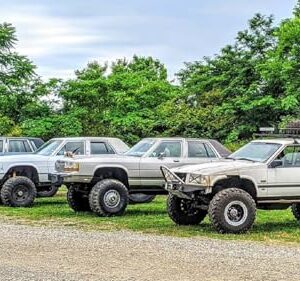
[58,56,177,144]
[0,23,53,136]
[175,14,278,143]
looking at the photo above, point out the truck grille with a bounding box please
[175,173,187,182]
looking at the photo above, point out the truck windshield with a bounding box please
[229,142,281,162]
[34,140,63,156]
[125,139,156,157]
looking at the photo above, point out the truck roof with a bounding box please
[50,137,123,141]
[141,137,231,157]
[252,139,298,145]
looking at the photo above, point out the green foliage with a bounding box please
[0,115,14,135]
[59,56,177,144]
[21,110,84,140]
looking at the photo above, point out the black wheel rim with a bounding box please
[13,185,30,203]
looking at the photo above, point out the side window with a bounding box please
[204,143,217,158]
[57,141,85,156]
[0,141,3,152]
[150,141,182,158]
[91,142,114,155]
[275,146,300,167]
[29,140,37,150]
[188,141,208,158]
[8,140,29,152]
[24,141,32,152]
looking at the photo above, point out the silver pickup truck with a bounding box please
[53,138,230,216]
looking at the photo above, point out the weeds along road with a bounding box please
[0,221,299,281]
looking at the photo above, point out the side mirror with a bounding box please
[269,160,283,168]
[158,152,166,159]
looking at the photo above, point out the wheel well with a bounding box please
[2,166,39,185]
[91,167,129,187]
[213,177,257,199]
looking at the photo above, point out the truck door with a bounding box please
[139,140,183,187]
[267,145,300,197]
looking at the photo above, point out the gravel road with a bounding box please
[0,222,299,281]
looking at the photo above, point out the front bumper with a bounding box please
[160,166,208,198]
[49,172,93,184]
[48,173,73,185]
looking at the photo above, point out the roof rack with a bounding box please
[253,127,300,141]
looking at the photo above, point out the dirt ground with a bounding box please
[0,221,299,281]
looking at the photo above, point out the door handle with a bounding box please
[173,160,180,162]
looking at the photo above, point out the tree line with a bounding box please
[1,2,300,147]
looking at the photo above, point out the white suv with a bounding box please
[162,138,300,234]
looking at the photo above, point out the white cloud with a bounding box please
[2,11,107,58]
[0,0,295,80]
[0,5,163,79]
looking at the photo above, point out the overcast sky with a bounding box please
[0,0,297,80]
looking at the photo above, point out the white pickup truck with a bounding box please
[0,137,129,207]
[162,138,300,234]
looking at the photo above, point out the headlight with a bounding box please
[63,162,80,172]
[188,174,210,186]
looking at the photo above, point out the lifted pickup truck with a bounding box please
[53,138,230,216]
[161,138,300,234]
[0,137,129,207]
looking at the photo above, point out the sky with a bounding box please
[0,0,297,80]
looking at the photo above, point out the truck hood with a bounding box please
[171,160,265,175]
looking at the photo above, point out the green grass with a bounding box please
[1,188,300,244]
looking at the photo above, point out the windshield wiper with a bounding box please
[225,156,235,160]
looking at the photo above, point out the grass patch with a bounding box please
[1,188,300,244]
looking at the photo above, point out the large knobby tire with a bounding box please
[208,188,256,234]
[37,185,59,198]
[67,185,91,212]
[129,194,156,204]
[167,194,207,225]
[89,179,129,217]
[1,176,37,207]
[291,203,300,220]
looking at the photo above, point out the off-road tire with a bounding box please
[129,194,156,204]
[89,179,128,217]
[208,188,256,234]
[37,185,59,198]
[291,203,300,220]
[1,176,37,207]
[67,185,91,212]
[167,194,207,225]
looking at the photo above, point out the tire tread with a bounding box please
[89,179,128,217]
[208,188,256,234]
[1,176,37,207]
